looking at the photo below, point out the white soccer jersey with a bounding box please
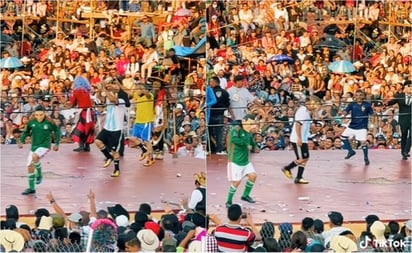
[290,105,311,143]
[104,98,126,131]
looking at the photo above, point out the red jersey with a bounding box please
[70,89,92,108]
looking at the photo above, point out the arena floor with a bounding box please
[1,145,410,226]
[0,144,205,216]
[207,149,411,224]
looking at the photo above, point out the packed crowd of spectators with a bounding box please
[1,200,411,252]
[0,0,209,156]
[206,0,412,154]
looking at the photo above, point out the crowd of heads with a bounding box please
[0,0,210,150]
[2,201,411,252]
[207,0,411,153]
[208,204,412,252]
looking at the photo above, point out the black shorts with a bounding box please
[96,129,123,152]
[292,142,310,160]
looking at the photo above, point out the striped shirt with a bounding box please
[104,98,126,131]
[214,224,256,252]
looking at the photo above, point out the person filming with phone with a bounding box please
[214,204,261,252]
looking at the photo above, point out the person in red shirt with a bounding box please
[352,40,363,61]
[255,59,267,74]
[70,69,95,152]
[116,54,130,77]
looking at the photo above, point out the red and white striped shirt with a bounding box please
[214,223,256,252]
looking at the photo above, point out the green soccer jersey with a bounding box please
[227,126,257,166]
[19,119,61,151]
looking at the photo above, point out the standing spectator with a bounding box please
[386,83,411,160]
[271,2,289,32]
[227,75,258,121]
[209,76,230,155]
[18,106,60,195]
[238,4,255,34]
[22,94,38,116]
[188,9,204,44]
[136,15,156,47]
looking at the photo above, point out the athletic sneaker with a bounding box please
[103,158,113,168]
[21,188,36,195]
[344,151,356,159]
[143,159,155,167]
[294,178,309,184]
[364,159,370,166]
[281,168,293,179]
[241,195,256,203]
[35,176,42,185]
[111,170,120,177]
[216,151,227,155]
[154,153,164,160]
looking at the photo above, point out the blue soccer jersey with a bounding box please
[345,101,374,130]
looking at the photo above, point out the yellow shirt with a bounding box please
[133,92,155,123]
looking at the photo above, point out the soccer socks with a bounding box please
[342,137,354,153]
[242,180,254,198]
[28,173,35,190]
[34,162,42,179]
[297,166,304,179]
[284,161,298,170]
[114,159,120,171]
[100,146,113,159]
[362,145,368,159]
[226,185,237,203]
[138,143,147,153]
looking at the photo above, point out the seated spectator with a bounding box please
[214,204,261,252]
[278,222,293,251]
[322,211,352,247]
[329,235,358,252]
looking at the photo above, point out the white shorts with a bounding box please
[27,147,50,166]
[341,128,367,142]
[227,162,256,182]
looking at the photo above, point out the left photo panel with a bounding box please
[0,0,207,252]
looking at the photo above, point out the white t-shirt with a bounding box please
[290,105,311,143]
[227,87,254,120]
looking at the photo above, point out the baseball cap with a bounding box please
[68,213,82,223]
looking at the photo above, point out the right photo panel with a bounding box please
[206,0,412,252]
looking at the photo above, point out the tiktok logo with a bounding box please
[359,236,407,250]
[359,236,371,249]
